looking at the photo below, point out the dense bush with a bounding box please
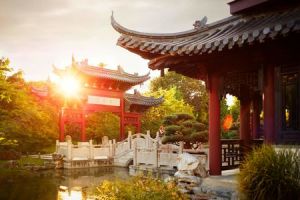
[95,175,187,200]
[238,145,300,200]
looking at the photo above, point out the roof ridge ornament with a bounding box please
[117,65,124,73]
[193,16,208,30]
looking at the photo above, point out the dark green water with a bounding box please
[0,167,130,200]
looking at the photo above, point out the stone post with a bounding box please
[55,140,59,153]
[128,131,132,150]
[109,140,113,157]
[154,141,158,168]
[133,140,137,166]
[89,139,93,160]
[179,141,184,154]
[146,130,151,148]
[67,139,72,161]
[112,139,116,156]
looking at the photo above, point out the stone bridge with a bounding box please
[55,131,208,169]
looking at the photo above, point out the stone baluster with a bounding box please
[179,141,184,154]
[154,141,158,168]
[67,139,72,161]
[55,140,59,153]
[109,140,113,157]
[146,130,151,148]
[128,131,132,150]
[133,140,137,166]
[112,139,116,156]
[155,131,159,140]
[89,139,93,159]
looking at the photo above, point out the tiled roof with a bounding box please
[53,62,150,85]
[31,86,48,97]
[125,90,163,107]
[112,6,300,69]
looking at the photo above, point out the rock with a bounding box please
[175,172,202,184]
[178,153,199,171]
[177,153,208,178]
[164,176,175,183]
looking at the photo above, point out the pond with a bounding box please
[0,167,131,200]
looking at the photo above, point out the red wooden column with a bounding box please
[120,98,125,140]
[240,88,251,146]
[263,65,275,144]
[252,93,260,139]
[81,110,86,142]
[137,115,141,133]
[59,109,65,142]
[208,72,222,175]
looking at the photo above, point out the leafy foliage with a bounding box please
[141,87,194,135]
[86,112,120,142]
[161,113,208,147]
[0,58,59,153]
[125,124,137,135]
[95,175,188,200]
[238,145,300,200]
[150,71,208,122]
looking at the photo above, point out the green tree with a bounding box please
[0,60,59,152]
[86,112,120,142]
[150,71,208,123]
[141,87,194,135]
[162,113,208,147]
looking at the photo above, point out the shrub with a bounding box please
[162,113,208,146]
[238,145,300,200]
[165,125,181,136]
[95,175,188,200]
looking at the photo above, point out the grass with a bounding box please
[238,145,300,200]
[17,157,44,167]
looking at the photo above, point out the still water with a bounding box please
[0,167,130,200]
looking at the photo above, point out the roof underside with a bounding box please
[112,6,300,70]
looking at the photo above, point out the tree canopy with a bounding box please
[141,87,194,135]
[0,58,59,153]
[149,71,208,123]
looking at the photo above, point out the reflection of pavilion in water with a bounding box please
[56,167,130,200]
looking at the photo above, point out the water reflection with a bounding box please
[57,186,83,200]
[0,167,130,200]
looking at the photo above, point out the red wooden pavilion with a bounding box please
[112,0,300,175]
[32,58,163,142]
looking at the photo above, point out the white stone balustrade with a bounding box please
[55,131,208,169]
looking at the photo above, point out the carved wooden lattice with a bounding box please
[221,139,242,170]
[223,71,260,98]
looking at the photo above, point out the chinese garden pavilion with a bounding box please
[112,0,300,175]
[32,58,163,142]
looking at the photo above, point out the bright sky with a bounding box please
[0,0,230,87]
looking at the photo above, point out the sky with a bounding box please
[0,0,230,89]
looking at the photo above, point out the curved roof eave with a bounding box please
[75,65,151,84]
[111,12,237,40]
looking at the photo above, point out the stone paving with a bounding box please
[192,169,239,200]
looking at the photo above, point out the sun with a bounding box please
[226,94,235,107]
[59,76,80,98]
